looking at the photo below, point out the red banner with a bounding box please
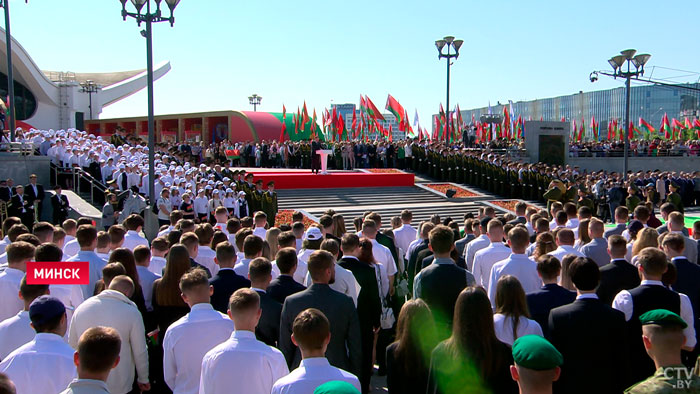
[26,261,90,285]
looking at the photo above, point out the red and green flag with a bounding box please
[364,96,385,121]
[578,118,585,141]
[660,113,671,139]
[385,95,406,126]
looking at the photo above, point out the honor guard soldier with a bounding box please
[666,182,684,214]
[262,181,278,228]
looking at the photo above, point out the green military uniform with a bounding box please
[577,196,595,212]
[626,194,642,213]
[543,181,564,213]
[261,185,278,227]
[667,182,684,214]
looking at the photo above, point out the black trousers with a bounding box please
[311,155,320,173]
[359,328,374,394]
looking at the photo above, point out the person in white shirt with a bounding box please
[472,220,511,290]
[34,244,84,327]
[60,326,122,394]
[492,275,543,345]
[133,245,160,311]
[156,209,182,238]
[149,237,169,276]
[392,210,418,261]
[234,234,264,278]
[62,219,80,259]
[464,217,492,271]
[547,228,584,263]
[212,206,230,236]
[122,214,149,250]
[361,220,396,294]
[488,227,541,307]
[194,190,209,223]
[0,241,34,322]
[563,203,579,231]
[303,239,360,306]
[253,211,268,240]
[69,276,150,394]
[0,296,76,394]
[163,268,234,394]
[0,278,48,360]
[157,188,172,227]
[271,308,361,394]
[195,224,219,276]
[95,231,112,261]
[296,228,325,285]
[199,288,289,394]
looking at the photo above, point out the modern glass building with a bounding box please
[453,83,700,139]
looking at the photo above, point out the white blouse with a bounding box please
[493,313,543,346]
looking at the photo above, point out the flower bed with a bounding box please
[366,168,405,174]
[488,200,538,213]
[425,183,479,198]
[275,209,318,229]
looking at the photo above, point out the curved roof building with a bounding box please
[0,27,170,130]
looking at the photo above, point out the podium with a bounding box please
[317,149,334,175]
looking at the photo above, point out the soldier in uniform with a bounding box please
[626,184,642,213]
[577,187,595,212]
[625,309,700,393]
[262,181,278,227]
[543,180,565,213]
[250,179,264,214]
[666,181,684,214]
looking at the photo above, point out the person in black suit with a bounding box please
[310,137,321,174]
[209,242,250,313]
[248,257,282,347]
[662,232,700,367]
[454,218,477,257]
[596,235,640,305]
[0,179,11,202]
[10,185,33,228]
[267,247,306,304]
[526,255,576,338]
[548,257,628,394]
[604,206,628,239]
[338,234,381,393]
[507,201,528,226]
[25,174,45,217]
[51,185,70,224]
[279,250,361,376]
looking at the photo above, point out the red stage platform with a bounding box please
[251,171,414,189]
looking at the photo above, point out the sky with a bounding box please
[9,0,700,128]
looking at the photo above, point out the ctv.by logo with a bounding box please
[662,367,694,389]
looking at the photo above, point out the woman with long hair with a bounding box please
[574,218,591,250]
[108,247,147,317]
[265,227,281,259]
[386,299,438,394]
[210,230,229,251]
[152,244,192,338]
[428,287,517,394]
[630,227,659,264]
[493,275,542,345]
[332,214,346,238]
[532,232,556,260]
[559,254,578,291]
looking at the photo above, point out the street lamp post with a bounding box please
[435,35,463,142]
[1,0,27,141]
[593,49,650,181]
[79,80,101,120]
[248,94,262,111]
[120,0,180,238]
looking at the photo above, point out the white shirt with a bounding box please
[0,268,24,322]
[0,236,9,255]
[163,303,234,394]
[136,266,160,311]
[371,239,397,277]
[157,225,175,238]
[0,333,77,394]
[547,245,585,264]
[304,264,360,306]
[123,230,149,250]
[0,311,34,361]
[63,238,80,260]
[612,279,697,348]
[196,246,219,276]
[234,258,253,278]
[69,290,149,394]
[253,226,267,240]
[199,330,289,394]
[194,196,209,215]
[271,357,361,394]
[393,224,417,260]
[472,242,512,290]
[464,234,490,271]
[493,314,543,346]
[150,256,167,276]
[487,254,541,308]
[49,284,84,328]
[157,197,172,220]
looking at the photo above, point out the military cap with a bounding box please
[512,335,563,371]
[313,381,360,394]
[639,309,687,328]
[670,181,680,189]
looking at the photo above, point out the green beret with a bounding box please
[512,335,563,371]
[313,381,360,394]
[639,309,687,328]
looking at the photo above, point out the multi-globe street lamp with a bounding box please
[119,0,180,237]
[79,80,101,120]
[435,35,463,140]
[249,94,262,112]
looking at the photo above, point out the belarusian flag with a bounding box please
[302,102,309,125]
[385,95,406,125]
[660,113,671,139]
[515,115,523,139]
[337,113,344,139]
[591,116,598,141]
[502,106,511,138]
[639,117,655,134]
[351,109,357,135]
[578,118,585,141]
[365,96,385,121]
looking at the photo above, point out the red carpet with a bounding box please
[251,171,415,189]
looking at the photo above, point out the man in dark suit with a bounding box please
[548,257,628,394]
[507,201,528,226]
[267,247,306,304]
[248,257,282,347]
[526,255,575,338]
[310,137,321,174]
[596,235,640,305]
[662,232,700,367]
[454,218,477,257]
[10,185,33,228]
[209,242,250,313]
[279,250,361,377]
[338,234,381,393]
[611,247,694,385]
[51,185,70,224]
[604,206,628,239]
[657,202,690,236]
[0,179,11,202]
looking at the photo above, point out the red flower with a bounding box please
[425,183,479,198]
[489,200,537,212]
[274,210,317,229]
